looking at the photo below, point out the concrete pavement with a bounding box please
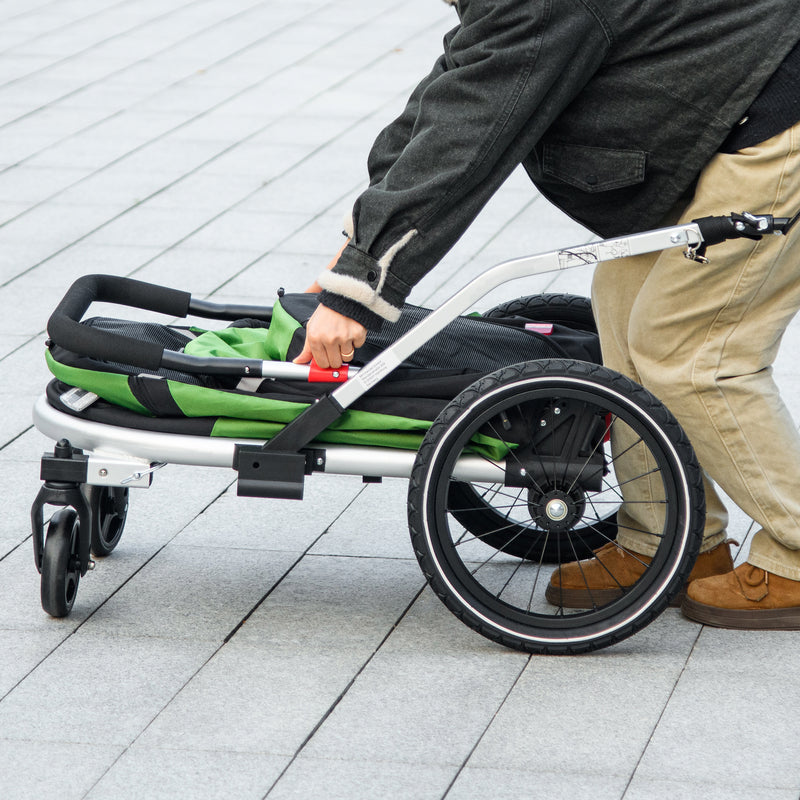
[1,1,799,798]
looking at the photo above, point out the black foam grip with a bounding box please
[48,274,192,370]
[692,215,737,246]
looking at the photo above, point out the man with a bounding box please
[294,0,800,628]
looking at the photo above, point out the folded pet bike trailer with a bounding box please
[31,212,796,654]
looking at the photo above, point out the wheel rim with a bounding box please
[420,375,694,645]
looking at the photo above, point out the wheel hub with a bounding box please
[528,485,586,532]
[545,498,569,521]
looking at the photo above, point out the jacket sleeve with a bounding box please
[318,0,611,328]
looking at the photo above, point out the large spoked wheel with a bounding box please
[41,508,82,618]
[87,486,128,557]
[408,359,705,655]
[453,294,613,562]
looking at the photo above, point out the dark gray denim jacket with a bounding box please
[319,0,800,328]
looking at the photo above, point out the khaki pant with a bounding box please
[592,120,800,580]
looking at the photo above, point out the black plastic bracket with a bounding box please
[40,442,89,483]
[234,447,307,499]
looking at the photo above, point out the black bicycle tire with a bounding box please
[41,508,81,618]
[483,293,596,331]
[407,359,704,655]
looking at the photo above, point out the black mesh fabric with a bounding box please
[357,305,566,371]
[278,295,573,370]
[75,318,208,386]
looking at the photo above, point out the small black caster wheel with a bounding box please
[87,486,128,557]
[41,508,82,618]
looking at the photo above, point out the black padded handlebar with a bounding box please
[48,274,193,370]
[692,211,799,246]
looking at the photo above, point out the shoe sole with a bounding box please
[681,596,800,629]
[545,584,685,609]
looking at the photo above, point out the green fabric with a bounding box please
[211,415,511,459]
[45,351,150,414]
[211,417,429,450]
[184,299,300,362]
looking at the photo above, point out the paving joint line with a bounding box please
[262,581,430,799]
[619,627,703,798]
[0,0,329,164]
[0,0,73,29]
[0,3,432,275]
[0,14,446,320]
[0,0,209,97]
[77,483,370,798]
[440,653,532,798]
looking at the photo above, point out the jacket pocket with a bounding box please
[542,143,647,193]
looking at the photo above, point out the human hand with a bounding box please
[292,304,367,369]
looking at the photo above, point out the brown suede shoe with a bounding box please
[545,539,734,609]
[681,563,800,629]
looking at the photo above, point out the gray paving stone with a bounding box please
[0,631,216,746]
[0,201,29,224]
[297,591,528,767]
[624,776,799,800]
[631,628,800,790]
[86,544,302,641]
[0,202,119,250]
[270,756,456,800]
[310,478,416,559]
[198,141,311,179]
[213,251,327,300]
[131,245,261,295]
[0,338,52,399]
[0,628,65,698]
[3,2,800,798]
[172,474,364,552]
[23,132,149,170]
[181,208,308,255]
[0,739,124,800]
[86,203,218,249]
[142,171,268,212]
[229,553,426,650]
[15,242,163,291]
[0,456,49,543]
[0,536,26,559]
[449,767,628,800]
[136,555,424,756]
[85,745,287,800]
[278,212,352,258]
[50,167,178,208]
[461,612,699,779]
[238,173,354,215]
[1,460,239,632]
[0,331,36,360]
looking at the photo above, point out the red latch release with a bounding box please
[308,362,350,383]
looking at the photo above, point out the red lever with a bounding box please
[308,362,350,383]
